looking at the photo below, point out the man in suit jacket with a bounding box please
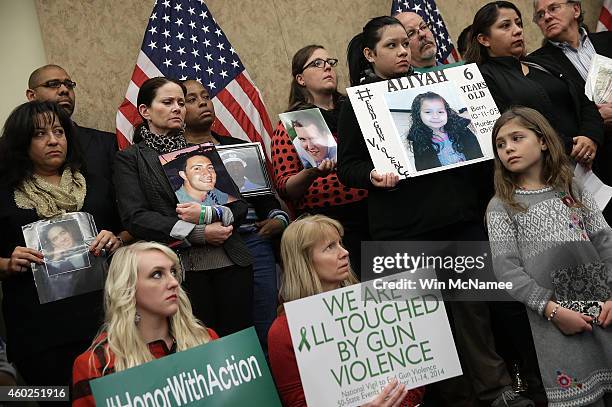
[531,0,612,220]
[25,64,118,183]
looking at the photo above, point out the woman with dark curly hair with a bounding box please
[408,92,483,171]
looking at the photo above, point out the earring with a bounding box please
[135,312,141,324]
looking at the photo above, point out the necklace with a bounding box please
[515,185,553,195]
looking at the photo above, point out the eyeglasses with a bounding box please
[533,2,573,23]
[301,58,338,72]
[406,22,431,41]
[32,79,77,90]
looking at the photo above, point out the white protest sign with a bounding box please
[284,270,461,407]
[347,63,498,178]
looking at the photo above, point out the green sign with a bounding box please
[90,327,281,406]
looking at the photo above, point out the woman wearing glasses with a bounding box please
[464,1,603,167]
[271,45,370,278]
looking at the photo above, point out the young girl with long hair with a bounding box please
[407,91,483,171]
[267,215,424,407]
[486,107,612,406]
[72,241,217,406]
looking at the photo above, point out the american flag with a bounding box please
[597,0,611,31]
[391,0,460,64]
[116,0,274,158]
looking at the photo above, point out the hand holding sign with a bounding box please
[362,379,408,407]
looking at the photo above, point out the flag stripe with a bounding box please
[211,98,249,141]
[135,51,163,79]
[597,1,611,32]
[216,88,261,144]
[235,73,274,136]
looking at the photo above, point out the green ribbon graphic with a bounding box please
[298,327,311,352]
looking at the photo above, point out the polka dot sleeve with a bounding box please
[271,120,367,211]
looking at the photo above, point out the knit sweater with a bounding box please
[486,184,612,406]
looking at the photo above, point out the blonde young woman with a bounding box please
[267,215,424,407]
[72,242,217,406]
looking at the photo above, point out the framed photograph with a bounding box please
[216,142,274,197]
[159,144,242,205]
[37,218,90,277]
[279,108,336,169]
[346,63,497,178]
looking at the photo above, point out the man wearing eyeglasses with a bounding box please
[531,0,612,221]
[395,12,438,69]
[25,64,118,183]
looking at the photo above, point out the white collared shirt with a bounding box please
[549,27,596,81]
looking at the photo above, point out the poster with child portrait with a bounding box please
[279,108,337,169]
[347,63,497,178]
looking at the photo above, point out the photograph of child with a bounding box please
[386,84,484,172]
[279,108,337,169]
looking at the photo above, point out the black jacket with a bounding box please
[336,75,489,240]
[529,32,612,191]
[530,31,612,90]
[113,142,252,267]
[478,56,604,150]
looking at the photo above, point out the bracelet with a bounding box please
[214,206,223,222]
[273,215,289,229]
[199,206,205,225]
[547,304,560,321]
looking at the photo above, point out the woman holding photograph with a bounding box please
[408,91,483,171]
[337,16,532,406]
[272,44,370,277]
[464,1,603,168]
[72,241,218,407]
[0,101,124,394]
[114,77,253,338]
[268,215,425,407]
[182,78,290,357]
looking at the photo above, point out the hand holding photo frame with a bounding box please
[22,212,107,304]
[347,63,497,178]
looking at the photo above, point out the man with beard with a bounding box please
[25,64,117,182]
[395,12,439,69]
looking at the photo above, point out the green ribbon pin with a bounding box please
[298,327,311,352]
